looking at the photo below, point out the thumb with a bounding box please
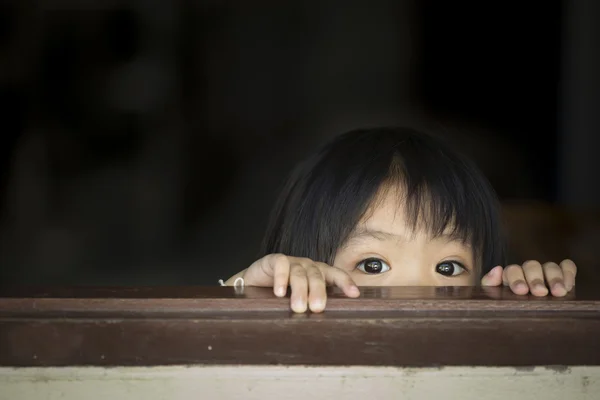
[481,266,503,286]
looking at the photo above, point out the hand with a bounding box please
[226,254,360,313]
[480,259,577,297]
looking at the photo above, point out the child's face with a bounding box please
[333,187,476,286]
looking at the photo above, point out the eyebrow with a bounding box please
[347,228,401,242]
[345,227,469,245]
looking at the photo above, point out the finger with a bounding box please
[305,263,327,313]
[480,266,503,286]
[522,260,548,297]
[289,263,308,313]
[503,264,529,295]
[319,263,360,297]
[560,259,577,291]
[243,253,289,288]
[269,254,291,297]
[543,262,567,297]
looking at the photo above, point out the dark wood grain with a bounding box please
[1,285,599,367]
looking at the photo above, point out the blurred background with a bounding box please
[0,0,599,285]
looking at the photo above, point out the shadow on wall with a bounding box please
[0,1,420,284]
[1,0,595,285]
[503,201,600,285]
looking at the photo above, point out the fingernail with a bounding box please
[292,300,307,313]
[534,283,547,292]
[275,286,286,296]
[553,282,566,292]
[514,280,528,292]
[310,299,324,311]
[348,285,360,296]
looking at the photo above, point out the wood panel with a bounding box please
[1,285,599,367]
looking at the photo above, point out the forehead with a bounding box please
[356,184,460,240]
[361,187,406,228]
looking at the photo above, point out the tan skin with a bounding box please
[227,189,577,313]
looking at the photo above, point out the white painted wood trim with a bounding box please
[1,365,598,400]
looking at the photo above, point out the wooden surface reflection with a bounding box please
[1,284,596,300]
[0,285,596,316]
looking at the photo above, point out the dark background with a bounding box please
[1,0,599,285]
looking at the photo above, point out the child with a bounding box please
[225,127,577,313]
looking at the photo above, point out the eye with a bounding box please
[356,258,391,274]
[435,261,467,277]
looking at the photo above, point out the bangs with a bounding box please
[367,179,470,245]
[365,143,497,270]
[261,127,505,276]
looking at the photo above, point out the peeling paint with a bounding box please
[581,376,590,387]
[546,365,571,373]
[514,366,536,372]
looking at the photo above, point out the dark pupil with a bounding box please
[364,259,383,273]
[436,262,454,276]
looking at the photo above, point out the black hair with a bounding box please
[260,127,506,278]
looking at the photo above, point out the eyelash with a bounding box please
[355,258,469,276]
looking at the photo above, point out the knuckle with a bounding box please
[269,253,288,265]
[561,259,577,271]
[314,261,334,271]
[290,280,308,292]
[542,261,560,271]
[504,264,522,274]
[548,277,563,286]
[528,278,545,286]
[296,257,313,264]
[289,263,306,276]
[306,267,324,279]
[522,260,541,270]
[261,254,290,276]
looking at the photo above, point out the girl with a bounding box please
[225,127,577,313]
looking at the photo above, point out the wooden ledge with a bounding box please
[1,286,599,367]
